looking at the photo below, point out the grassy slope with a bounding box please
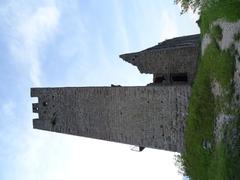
[182,0,240,179]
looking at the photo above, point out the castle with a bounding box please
[31,34,200,153]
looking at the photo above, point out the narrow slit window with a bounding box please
[170,73,188,82]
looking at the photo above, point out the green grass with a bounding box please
[183,41,235,179]
[200,0,240,35]
[211,25,223,41]
[182,0,240,178]
[207,115,240,179]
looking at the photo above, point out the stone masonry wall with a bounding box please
[32,85,191,153]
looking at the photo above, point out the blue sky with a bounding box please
[0,1,199,179]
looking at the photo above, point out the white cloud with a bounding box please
[32,136,183,180]
[1,100,16,117]
[113,0,130,51]
[8,4,60,86]
[187,10,199,24]
[0,2,60,179]
[176,4,200,34]
[160,10,179,41]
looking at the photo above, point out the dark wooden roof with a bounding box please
[145,34,200,51]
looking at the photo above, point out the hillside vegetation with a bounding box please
[178,0,240,179]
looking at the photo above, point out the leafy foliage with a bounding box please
[174,0,202,13]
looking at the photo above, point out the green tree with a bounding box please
[174,0,202,13]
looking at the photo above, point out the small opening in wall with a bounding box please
[33,106,38,112]
[154,76,166,83]
[236,94,239,101]
[170,73,188,82]
[51,118,56,126]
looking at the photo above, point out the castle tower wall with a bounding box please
[32,85,191,153]
[120,34,200,85]
[120,47,199,84]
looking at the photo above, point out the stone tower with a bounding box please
[31,34,200,153]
